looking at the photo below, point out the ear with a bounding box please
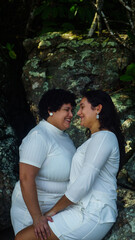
[48,109,54,117]
[96,104,102,113]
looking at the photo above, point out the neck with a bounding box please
[90,121,100,134]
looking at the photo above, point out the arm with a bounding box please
[45,194,73,217]
[19,132,51,240]
[65,133,113,203]
[20,163,52,240]
[19,163,42,223]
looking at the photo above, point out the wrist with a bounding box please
[32,213,42,223]
[45,209,56,217]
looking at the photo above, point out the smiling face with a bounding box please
[48,103,73,131]
[77,97,101,133]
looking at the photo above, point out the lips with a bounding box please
[65,118,71,122]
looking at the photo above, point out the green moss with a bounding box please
[38,40,51,48]
[29,71,46,78]
[26,58,40,69]
[42,82,49,91]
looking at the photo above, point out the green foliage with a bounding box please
[6,43,17,59]
[33,0,94,34]
[120,63,135,83]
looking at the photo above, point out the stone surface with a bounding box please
[104,187,135,240]
[22,32,132,119]
[0,54,19,230]
[0,110,19,230]
[0,47,35,231]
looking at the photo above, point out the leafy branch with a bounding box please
[88,0,135,51]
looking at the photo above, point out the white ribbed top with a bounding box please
[18,120,76,197]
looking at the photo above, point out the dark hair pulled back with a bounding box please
[82,90,125,171]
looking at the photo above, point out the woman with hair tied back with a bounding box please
[10,89,76,237]
[14,90,125,240]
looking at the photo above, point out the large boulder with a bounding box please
[22,32,132,107]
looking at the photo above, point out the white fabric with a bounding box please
[49,206,114,240]
[49,131,120,240]
[10,120,76,235]
[65,131,119,222]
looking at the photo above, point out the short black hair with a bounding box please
[38,88,76,120]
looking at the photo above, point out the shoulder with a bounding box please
[20,121,50,147]
[92,130,117,140]
[91,131,118,148]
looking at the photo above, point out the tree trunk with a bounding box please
[88,0,104,37]
[97,0,104,36]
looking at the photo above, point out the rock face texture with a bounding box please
[22,32,132,111]
[0,47,35,230]
[0,32,135,239]
[0,54,19,230]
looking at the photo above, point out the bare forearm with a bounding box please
[20,179,42,222]
[45,195,74,217]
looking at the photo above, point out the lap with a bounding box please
[11,186,59,235]
[48,206,114,240]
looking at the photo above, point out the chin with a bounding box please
[80,121,84,126]
[64,125,70,130]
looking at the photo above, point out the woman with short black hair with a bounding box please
[10,88,76,237]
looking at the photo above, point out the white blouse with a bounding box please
[18,120,76,197]
[65,131,120,223]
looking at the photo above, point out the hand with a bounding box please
[33,215,53,240]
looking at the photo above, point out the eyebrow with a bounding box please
[62,107,72,109]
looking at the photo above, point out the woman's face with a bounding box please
[77,97,98,129]
[48,103,73,131]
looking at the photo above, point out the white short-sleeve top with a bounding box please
[18,120,76,197]
[65,131,120,223]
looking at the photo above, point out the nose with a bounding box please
[77,108,81,116]
[69,110,73,118]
